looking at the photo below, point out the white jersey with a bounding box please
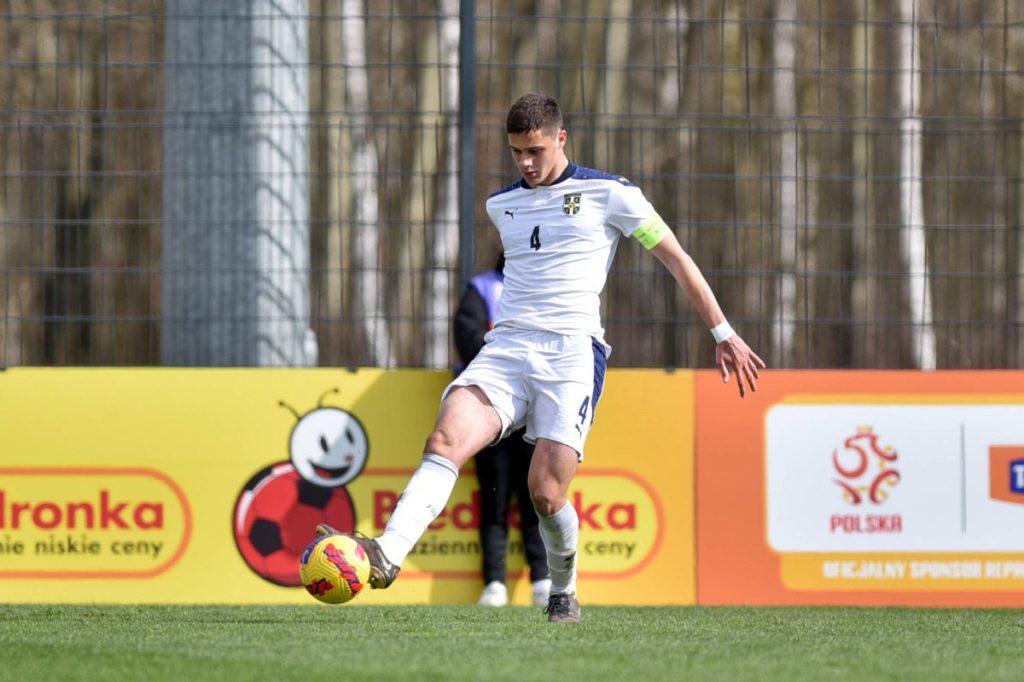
[485,163,659,340]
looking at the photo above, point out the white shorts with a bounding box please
[445,327,608,460]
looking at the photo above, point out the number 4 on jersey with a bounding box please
[529,225,541,250]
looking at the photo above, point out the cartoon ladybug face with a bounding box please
[289,407,368,487]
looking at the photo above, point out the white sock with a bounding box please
[375,453,459,567]
[537,501,579,596]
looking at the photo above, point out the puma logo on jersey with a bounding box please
[504,209,516,219]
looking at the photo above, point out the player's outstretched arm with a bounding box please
[649,231,766,397]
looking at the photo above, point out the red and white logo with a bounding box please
[833,426,901,506]
[829,426,903,535]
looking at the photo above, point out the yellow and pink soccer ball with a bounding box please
[299,534,371,604]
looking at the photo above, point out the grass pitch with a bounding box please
[1,604,1021,681]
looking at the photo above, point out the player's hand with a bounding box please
[715,335,765,398]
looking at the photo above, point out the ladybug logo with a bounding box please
[233,389,369,586]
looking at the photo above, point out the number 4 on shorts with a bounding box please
[578,395,590,425]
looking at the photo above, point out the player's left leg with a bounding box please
[529,439,582,622]
[525,334,606,622]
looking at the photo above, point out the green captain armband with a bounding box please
[633,213,670,250]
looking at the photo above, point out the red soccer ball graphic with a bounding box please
[234,462,356,586]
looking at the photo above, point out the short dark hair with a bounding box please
[506,93,562,135]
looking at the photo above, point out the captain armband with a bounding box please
[633,213,671,250]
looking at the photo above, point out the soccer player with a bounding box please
[318,92,765,622]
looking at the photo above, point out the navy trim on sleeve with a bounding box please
[572,165,636,186]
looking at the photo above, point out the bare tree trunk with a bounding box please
[561,0,610,160]
[657,2,689,367]
[0,179,7,367]
[850,3,872,367]
[423,0,460,369]
[897,0,937,369]
[318,7,349,363]
[592,0,631,170]
[397,17,441,363]
[6,10,61,366]
[1017,121,1024,366]
[676,2,727,368]
[342,0,393,367]
[509,4,542,101]
[1009,14,1024,367]
[0,114,9,366]
[658,2,689,114]
[771,0,798,367]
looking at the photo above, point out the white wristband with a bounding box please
[710,321,735,344]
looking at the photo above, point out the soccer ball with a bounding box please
[299,533,371,604]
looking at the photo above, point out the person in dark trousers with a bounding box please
[453,254,551,607]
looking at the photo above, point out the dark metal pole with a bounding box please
[458,0,477,292]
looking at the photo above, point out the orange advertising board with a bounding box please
[696,370,1024,607]
[0,368,694,605]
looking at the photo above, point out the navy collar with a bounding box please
[521,162,576,189]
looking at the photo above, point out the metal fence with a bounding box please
[1,1,1022,369]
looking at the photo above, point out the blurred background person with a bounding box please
[454,254,551,607]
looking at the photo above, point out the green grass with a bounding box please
[0,605,1021,681]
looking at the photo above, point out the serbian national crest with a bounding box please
[563,192,581,215]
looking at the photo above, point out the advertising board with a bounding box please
[0,368,695,605]
[696,371,1024,606]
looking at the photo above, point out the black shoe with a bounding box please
[544,593,581,623]
[314,523,336,538]
[314,524,400,589]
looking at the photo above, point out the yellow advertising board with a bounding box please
[0,368,695,605]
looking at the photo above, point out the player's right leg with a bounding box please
[319,385,503,590]
[314,524,401,589]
